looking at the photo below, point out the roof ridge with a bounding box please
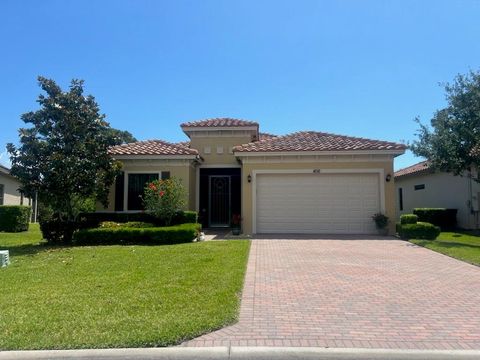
[180,117,259,127]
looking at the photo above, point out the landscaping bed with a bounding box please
[410,231,480,266]
[0,224,250,349]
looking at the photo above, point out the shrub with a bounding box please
[372,213,389,229]
[397,222,441,240]
[413,208,457,230]
[400,214,418,225]
[40,217,78,244]
[78,210,198,229]
[0,205,31,232]
[143,178,186,225]
[73,223,201,246]
[99,221,155,229]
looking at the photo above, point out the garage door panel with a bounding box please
[256,173,380,234]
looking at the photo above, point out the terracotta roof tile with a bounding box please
[394,161,431,178]
[233,131,406,153]
[109,140,198,156]
[258,132,277,141]
[181,117,259,128]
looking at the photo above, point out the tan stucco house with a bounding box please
[0,165,25,206]
[102,118,406,235]
[395,161,480,229]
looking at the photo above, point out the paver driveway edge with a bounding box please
[1,347,480,360]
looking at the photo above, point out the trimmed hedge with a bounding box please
[0,205,31,232]
[397,222,441,240]
[78,210,198,229]
[400,214,418,225]
[413,208,457,230]
[73,223,201,245]
[99,221,155,229]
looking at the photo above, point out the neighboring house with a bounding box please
[394,161,480,229]
[0,164,25,206]
[101,118,406,235]
[0,164,38,222]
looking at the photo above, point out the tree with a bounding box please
[410,70,480,176]
[7,77,121,243]
[105,128,137,145]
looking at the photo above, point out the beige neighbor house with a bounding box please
[0,165,26,206]
[395,161,480,229]
[101,118,406,235]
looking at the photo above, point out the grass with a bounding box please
[0,224,250,350]
[410,231,480,266]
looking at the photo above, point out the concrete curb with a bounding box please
[1,347,480,360]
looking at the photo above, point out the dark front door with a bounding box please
[209,175,231,227]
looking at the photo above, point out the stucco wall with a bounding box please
[240,159,396,235]
[395,172,480,229]
[190,136,251,166]
[97,159,196,211]
[0,172,23,205]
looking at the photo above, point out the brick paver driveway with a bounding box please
[184,237,480,349]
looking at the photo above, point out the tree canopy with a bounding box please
[7,77,121,241]
[410,70,480,175]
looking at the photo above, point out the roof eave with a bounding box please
[233,149,406,157]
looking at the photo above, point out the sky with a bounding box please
[1,0,479,170]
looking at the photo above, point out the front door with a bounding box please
[209,175,231,227]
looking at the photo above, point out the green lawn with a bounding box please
[410,231,480,266]
[0,224,250,350]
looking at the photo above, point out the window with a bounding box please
[204,146,211,154]
[0,184,4,205]
[398,187,403,211]
[216,146,224,154]
[127,173,159,210]
[161,171,170,180]
[414,184,425,191]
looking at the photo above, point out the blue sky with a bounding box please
[1,0,479,170]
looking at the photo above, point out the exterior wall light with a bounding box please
[247,174,252,183]
[385,174,392,182]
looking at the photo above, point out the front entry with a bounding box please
[209,176,231,227]
[199,168,241,228]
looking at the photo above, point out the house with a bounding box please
[394,161,480,229]
[102,118,406,235]
[0,165,25,206]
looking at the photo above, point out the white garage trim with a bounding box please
[251,168,385,234]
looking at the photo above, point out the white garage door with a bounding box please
[256,173,380,234]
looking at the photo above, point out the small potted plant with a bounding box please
[231,214,242,235]
[372,212,389,235]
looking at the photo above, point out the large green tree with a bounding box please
[411,70,480,175]
[7,77,121,243]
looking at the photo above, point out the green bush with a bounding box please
[413,208,457,230]
[400,214,418,225]
[397,222,441,240]
[73,223,201,245]
[99,221,155,229]
[0,205,31,232]
[40,217,78,244]
[78,210,198,229]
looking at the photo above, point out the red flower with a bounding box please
[159,191,165,197]
[149,183,157,190]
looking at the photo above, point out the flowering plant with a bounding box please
[231,214,242,227]
[143,177,186,225]
[372,212,389,229]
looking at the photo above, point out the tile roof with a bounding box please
[258,132,277,141]
[394,161,431,178]
[233,131,407,153]
[109,140,199,156]
[181,118,259,128]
